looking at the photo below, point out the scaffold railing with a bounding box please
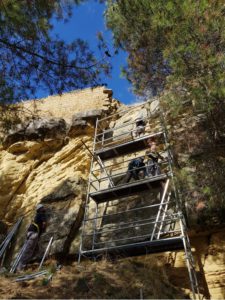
[93,102,162,154]
[89,158,170,195]
[95,120,161,150]
[78,100,200,299]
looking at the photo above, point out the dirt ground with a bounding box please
[0,255,191,299]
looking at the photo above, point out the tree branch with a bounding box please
[0,38,104,70]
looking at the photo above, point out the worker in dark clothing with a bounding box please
[124,157,146,183]
[146,141,164,177]
[17,204,47,272]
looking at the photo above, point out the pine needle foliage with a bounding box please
[106,0,225,115]
[0,0,109,104]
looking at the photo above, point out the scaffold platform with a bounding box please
[95,131,163,160]
[81,236,184,259]
[90,173,167,203]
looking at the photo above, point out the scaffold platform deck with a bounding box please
[81,236,184,259]
[90,174,167,203]
[95,131,163,160]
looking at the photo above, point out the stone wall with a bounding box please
[22,86,119,122]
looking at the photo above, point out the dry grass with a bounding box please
[0,255,190,299]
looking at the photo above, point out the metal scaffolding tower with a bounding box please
[79,101,200,299]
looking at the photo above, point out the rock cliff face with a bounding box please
[0,86,225,299]
[0,86,120,256]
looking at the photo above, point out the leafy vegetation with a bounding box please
[0,0,111,130]
[0,0,110,103]
[106,0,225,116]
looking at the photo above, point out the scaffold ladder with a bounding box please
[150,179,170,241]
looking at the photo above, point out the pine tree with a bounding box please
[0,0,109,104]
[106,0,225,116]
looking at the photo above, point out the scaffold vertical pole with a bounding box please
[78,117,99,263]
[179,215,200,299]
[92,203,99,250]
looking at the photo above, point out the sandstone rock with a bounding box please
[2,132,26,149]
[72,109,103,121]
[0,149,34,218]
[41,177,85,203]
[1,135,92,259]
[3,118,67,148]
[103,88,113,96]
[0,92,137,259]
[110,107,148,143]
[67,110,104,137]
[67,119,91,137]
[26,118,67,138]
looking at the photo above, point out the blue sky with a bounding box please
[49,0,136,104]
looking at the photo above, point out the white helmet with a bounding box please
[36,203,44,211]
